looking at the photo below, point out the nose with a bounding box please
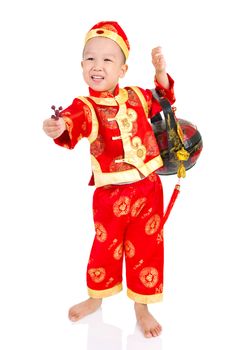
[92,59,103,71]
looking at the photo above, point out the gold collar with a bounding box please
[89,88,128,106]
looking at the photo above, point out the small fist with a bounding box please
[43,117,66,139]
[152,46,166,73]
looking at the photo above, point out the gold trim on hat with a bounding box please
[85,28,129,60]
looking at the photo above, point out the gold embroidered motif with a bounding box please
[144,131,160,156]
[131,198,147,217]
[88,267,106,283]
[129,86,149,117]
[77,96,98,143]
[148,172,157,182]
[157,229,164,244]
[90,134,105,157]
[125,240,135,258]
[113,196,131,217]
[155,283,163,294]
[62,116,73,139]
[109,156,133,172]
[108,238,118,251]
[127,89,140,106]
[139,267,159,288]
[95,222,107,242]
[105,277,114,287]
[113,243,123,260]
[83,105,92,123]
[133,259,144,270]
[145,214,161,235]
[97,106,118,129]
[131,137,147,161]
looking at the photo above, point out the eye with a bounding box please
[85,57,94,61]
[104,58,112,62]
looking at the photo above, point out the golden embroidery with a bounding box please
[113,196,131,217]
[131,198,147,217]
[139,267,159,288]
[125,240,135,258]
[113,243,123,260]
[155,283,163,294]
[83,105,92,124]
[62,116,73,139]
[105,277,114,287]
[141,207,153,219]
[145,214,161,235]
[129,86,149,117]
[157,229,164,244]
[131,137,147,160]
[90,134,105,157]
[108,238,118,251]
[88,268,106,283]
[97,106,118,129]
[148,172,157,182]
[95,222,107,242]
[144,131,160,156]
[127,89,140,106]
[77,96,98,143]
[109,156,133,172]
[133,259,144,270]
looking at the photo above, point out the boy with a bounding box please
[43,21,175,338]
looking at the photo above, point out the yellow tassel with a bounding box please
[176,147,190,161]
[177,162,186,178]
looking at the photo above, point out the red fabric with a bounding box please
[54,77,175,182]
[87,172,164,297]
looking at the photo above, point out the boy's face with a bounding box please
[82,37,128,93]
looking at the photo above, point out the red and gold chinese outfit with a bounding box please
[54,76,175,304]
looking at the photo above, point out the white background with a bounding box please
[1,0,230,349]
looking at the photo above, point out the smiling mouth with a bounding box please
[91,75,104,81]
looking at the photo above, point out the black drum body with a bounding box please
[152,118,203,175]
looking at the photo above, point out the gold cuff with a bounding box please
[88,283,122,299]
[127,288,163,304]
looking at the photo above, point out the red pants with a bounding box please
[87,172,164,304]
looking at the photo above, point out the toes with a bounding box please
[144,330,153,338]
[69,311,80,322]
[150,325,162,337]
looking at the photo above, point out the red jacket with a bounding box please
[54,75,175,187]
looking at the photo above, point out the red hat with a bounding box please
[85,21,130,60]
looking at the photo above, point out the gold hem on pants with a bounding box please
[127,288,163,304]
[88,283,122,299]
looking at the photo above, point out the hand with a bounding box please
[43,117,66,139]
[151,46,166,74]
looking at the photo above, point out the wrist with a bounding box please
[155,71,169,89]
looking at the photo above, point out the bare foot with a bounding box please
[68,298,102,322]
[134,302,162,338]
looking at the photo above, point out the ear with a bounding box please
[81,61,84,68]
[119,64,128,78]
